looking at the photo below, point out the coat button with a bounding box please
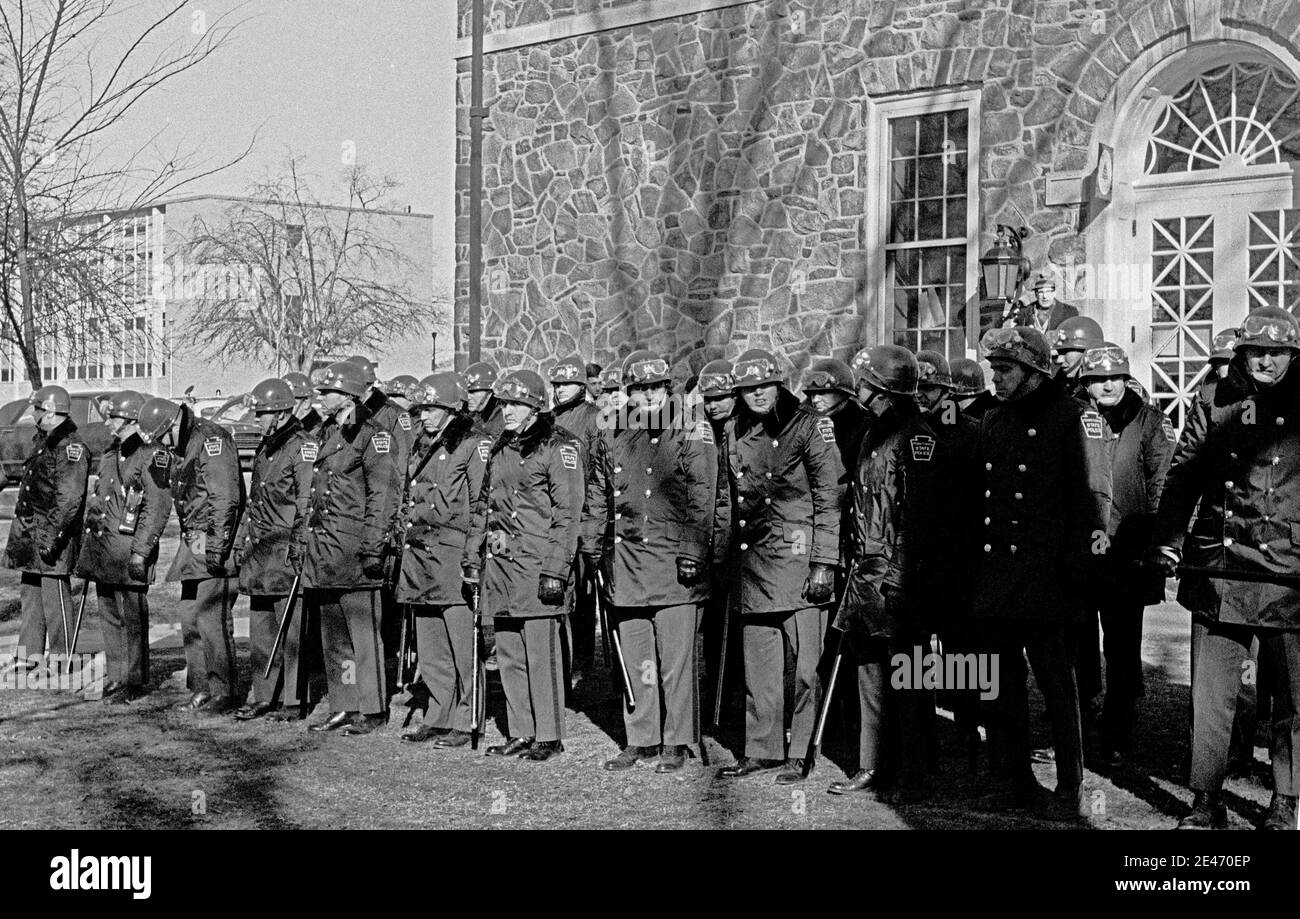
[1028,428,1037,437]
[1268,487,1275,494]
[1230,453,1238,461]
[1264,515,1271,522]
[1225,509,1233,518]
[1261,542,1271,552]
[1010,545,1018,553]
[614,513,621,520]
[1277,417,1285,425]
[985,463,993,471]
[740,542,749,550]
[614,536,622,543]
[738,496,745,503]
[644,489,652,497]
[871,451,878,458]
[739,519,747,527]
[645,467,652,474]
[1225,481,1234,488]
[1272,457,1281,465]
[765,472,772,479]
[983,544,991,552]
[1018,464,1026,472]
[1224,537,1234,546]
[614,490,621,497]
[984,490,991,498]
[984,517,991,525]
[772,440,779,447]
[650,437,659,445]
[1014,492,1023,500]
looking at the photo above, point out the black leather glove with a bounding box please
[801,562,836,605]
[1144,546,1180,579]
[538,575,565,606]
[676,557,701,586]
[205,549,227,576]
[127,553,148,583]
[287,543,304,574]
[361,554,386,579]
[38,540,59,565]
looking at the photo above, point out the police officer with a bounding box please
[696,359,737,715]
[384,374,421,413]
[1149,305,1300,830]
[3,385,90,670]
[396,372,493,746]
[463,370,584,762]
[138,396,245,714]
[234,379,316,721]
[549,354,602,686]
[715,349,844,783]
[585,350,717,772]
[1007,273,1079,333]
[465,360,505,435]
[1075,344,1174,765]
[829,345,944,799]
[302,361,402,735]
[1051,316,1106,393]
[970,327,1109,821]
[75,391,170,703]
[801,358,869,471]
[950,358,999,419]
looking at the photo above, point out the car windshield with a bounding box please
[213,398,254,424]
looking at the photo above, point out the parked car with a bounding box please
[1,390,116,488]
[210,394,261,472]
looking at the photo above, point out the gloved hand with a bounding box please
[205,549,227,576]
[38,540,59,565]
[537,575,566,606]
[676,557,701,586]
[801,563,836,605]
[127,553,148,583]
[461,565,481,605]
[361,554,386,579]
[1144,545,1180,579]
[287,543,304,574]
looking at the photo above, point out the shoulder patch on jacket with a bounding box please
[301,441,319,462]
[559,444,579,469]
[372,432,392,454]
[910,435,935,462]
[204,436,223,456]
[694,420,715,445]
[1081,411,1104,439]
[398,412,412,431]
[477,439,492,462]
[153,451,171,469]
[1160,416,1177,444]
[65,443,84,462]
[816,417,836,444]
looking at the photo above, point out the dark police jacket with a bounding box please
[813,396,869,566]
[969,379,1110,622]
[4,417,89,576]
[395,412,494,606]
[834,400,945,638]
[554,394,602,465]
[237,417,315,597]
[302,404,402,590]
[165,408,245,582]
[1153,366,1300,628]
[463,414,584,619]
[76,433,170,587]
[583,407,717,608]
[725,388,845,615]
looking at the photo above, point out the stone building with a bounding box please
[454,0,1300,428]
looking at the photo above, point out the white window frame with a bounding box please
[865,87,982,356]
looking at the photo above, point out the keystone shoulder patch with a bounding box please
[910,435,935,462]
[65,443,84,462]
[477,440,491,462]
[1161,417,1177,444]
[204,436,223,457]
[1081,412,1104,440]
[398,413,412,431]
[300,441,319,462]
[560,445,579,469]
[371,432,392,454]
[153,451,171,469]
[816,417,836,444]
[694,420,715,445]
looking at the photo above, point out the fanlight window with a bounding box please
[1146,63,1300,173]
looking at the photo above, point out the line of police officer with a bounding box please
[4,308,1298,828]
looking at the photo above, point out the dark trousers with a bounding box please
[414,603,481,732]
[248,594,301,705]
[495,616,565,742]
[1072,610,1103,708]
[981,619,1084,794]
[1098,599,1145,752]
[741,607,826,761]
[18,574,72,660]
[564,556,597,674]
[98,585,150,686]
[614,603,700,748]
[702,579,742,723]
[851,632,935,782]
[1189,619,1300,796]
[179,578,237,699]
[313,587,386,716]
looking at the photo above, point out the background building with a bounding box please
[1,194,444,404]
[454,0,1300,430]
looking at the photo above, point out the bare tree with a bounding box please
[0,0,251,386]
[175,158,443,374]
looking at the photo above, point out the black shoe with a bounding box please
[197,696,240,716]
[103,685,148,705]
[308,711,356,733]
[486,737,533,757]
[402,725,448,743]
[1177,791,1227,829]
[340,714,386,736]
[655,745,689,773]
[774,759,811,785]
[1030,747,1055,764]
[716,757,784,779]
[827,769,890,796]
[234,702,279,721]
[522,740,564,761]
[1259,793,1298,830]
[604,745,660,771]
[433,730,472,748]
[175,691,212,712]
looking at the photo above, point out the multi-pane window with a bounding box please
[114,314,152,379]
[876,95,978,360]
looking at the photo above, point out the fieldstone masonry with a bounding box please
[453,0,1295,379]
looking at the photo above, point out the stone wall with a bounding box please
[452,0,1273,378]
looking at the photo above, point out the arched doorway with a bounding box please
[1101,42,1300,431]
